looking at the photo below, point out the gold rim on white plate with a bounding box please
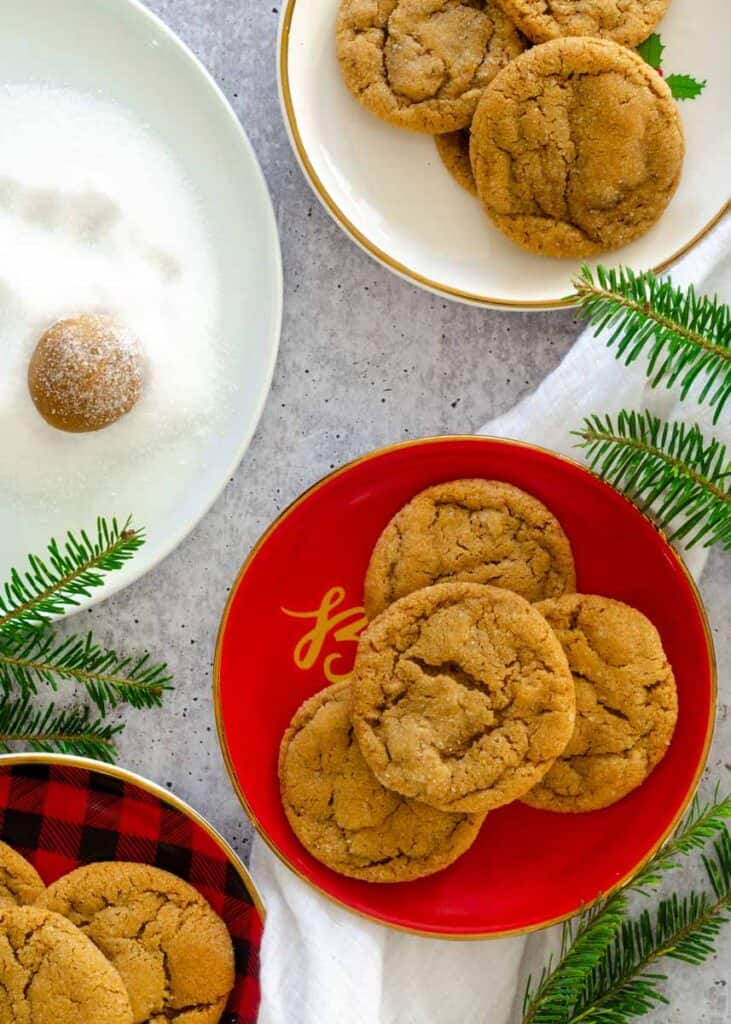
[278,0,731,310]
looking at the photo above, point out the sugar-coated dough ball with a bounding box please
[28,314,143,433]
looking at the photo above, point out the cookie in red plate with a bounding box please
[215,436,716,938]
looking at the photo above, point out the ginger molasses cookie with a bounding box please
[470,37,684,258]
[0,905,133,1024]
[523,594,678,813]
[38,863,234,1024]
[364,478,576,618]
[28,314,144,433]
[0,842,45,907]
[435,130,477,194]
[336,0,526,134]
[280,681,484,882]
[352,582,576,814]
[494,0,668,47]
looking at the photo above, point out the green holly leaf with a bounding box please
[637,33,665,69]
[666,74,707,100]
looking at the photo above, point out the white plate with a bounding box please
[0,0,282,607]
[279,0,730,309]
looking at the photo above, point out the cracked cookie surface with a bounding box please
[435,130,477,194]
[37,863,234,1024]
[352,582,576,813]
[0,842,45,907]
[336,0,526,133]
[523,594,678,812]
[279,681,484,881]
[494,0,668,47]
[470,37,684,258]
[0,904,133,1024]
[364,478,576,618]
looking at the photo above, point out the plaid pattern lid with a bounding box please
[0,756,263,1024]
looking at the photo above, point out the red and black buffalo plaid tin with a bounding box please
[0,755,264,1024]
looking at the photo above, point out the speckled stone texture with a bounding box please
[67,2,728,1020]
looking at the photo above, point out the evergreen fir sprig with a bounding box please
[0,698,121,763]
[521,794,731,1024]
[575,411,731,549]
[0,518,144,634]
[0,517,170,760]
[629,788,731,890]
[573,265,731,423]
[522,897,629,1024]
[567,832,730,1024]
[0,628,171,715]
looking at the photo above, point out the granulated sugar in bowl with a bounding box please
[1,84,222,507]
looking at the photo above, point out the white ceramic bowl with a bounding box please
[0,0,282,607]
[279,0,730,309]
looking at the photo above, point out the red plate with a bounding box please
[215,436,716,938]
[0,755,263,1023]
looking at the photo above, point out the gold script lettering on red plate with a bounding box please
[282,587,368,683]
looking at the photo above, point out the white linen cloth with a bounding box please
[252,213,731,1024]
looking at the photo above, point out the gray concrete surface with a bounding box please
[75,1,728,1020]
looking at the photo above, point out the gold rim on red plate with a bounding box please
[213,434,717,939]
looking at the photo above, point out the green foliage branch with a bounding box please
[0,519,170,762]
[538,262,731,1022]
[522,793,731,1024]
[574,266,730,424]
[572,266,731,549]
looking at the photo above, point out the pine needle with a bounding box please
[573,265,731,423]
[568,832,731,1023]
[0,628,171,714]
[575,410,731,548]
[523,896,629,1024]
[629,787,731,891]
[0,517,145,634]
[0,698,121,763]
[522,793,731,1024]
[0,515,170,765]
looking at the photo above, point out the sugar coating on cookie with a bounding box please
[435,130,477,194]
[364,478,576,618]
[494,0,668,47]
[0,842,45,907]
[470,37,685,258]
[280,681,484,881]
[336,0,526,133]
[523,594,678,813]
[0,905,133,1024]
[38,863,234,1024]
[352,582,576,814]
[28,314,144,433]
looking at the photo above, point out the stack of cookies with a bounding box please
[279,479,678,883]
[0,849,235,1024]
[336,0,685,258]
